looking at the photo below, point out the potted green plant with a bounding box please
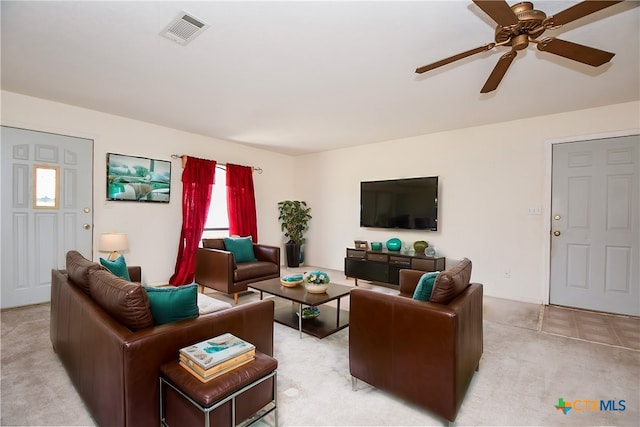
[277,200,312,267]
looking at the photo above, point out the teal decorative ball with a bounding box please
[386,238,402,251]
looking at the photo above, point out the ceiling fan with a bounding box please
[415,0,623,93]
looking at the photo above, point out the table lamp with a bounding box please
[99,233,129,261]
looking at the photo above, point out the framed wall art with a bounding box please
[106,153,171,203]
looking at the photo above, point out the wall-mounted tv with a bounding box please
[360,176,438,230]
[106,153,171,203]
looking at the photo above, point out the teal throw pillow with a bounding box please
[224,237,257,263]
[100,255,131,281]
[143,283,199,325]
[413,272,439,301]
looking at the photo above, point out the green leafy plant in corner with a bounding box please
[277,200,312,245]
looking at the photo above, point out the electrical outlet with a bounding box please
[503,269,511,279]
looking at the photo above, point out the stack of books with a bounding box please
[179,333,255,382]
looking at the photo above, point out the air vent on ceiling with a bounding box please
[160,12,209,46]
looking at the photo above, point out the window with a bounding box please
[34,165,59,209]
[204,167,228,230]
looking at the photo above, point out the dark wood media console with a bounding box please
[344,248,445,286]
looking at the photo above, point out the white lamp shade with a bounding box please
[99,233,129,252]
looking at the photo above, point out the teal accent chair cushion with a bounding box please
[224,237,257,263]
[413,272,439,301]
[143,283,199,325]
[99,255,131,281]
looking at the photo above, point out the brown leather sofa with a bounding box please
[195,238,280,304]
[50,250,275,427]
[349,258,483,423]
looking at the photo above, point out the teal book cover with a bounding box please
[179,333,255,369]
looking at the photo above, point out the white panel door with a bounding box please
[550,135,639,316]
[1,126,93,308]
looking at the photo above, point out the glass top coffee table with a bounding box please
[249,278,351,338]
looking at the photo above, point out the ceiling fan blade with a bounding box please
[473,0,519,27]
[537,38,615,66]
[480,50,517,93]
[544,1,623,28]
[415,43,495,74]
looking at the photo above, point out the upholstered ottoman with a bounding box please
[160,352,277,427]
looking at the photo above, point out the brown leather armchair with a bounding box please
[349,258,483,423]
[195,238,280,304]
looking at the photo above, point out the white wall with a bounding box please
[295,101,640,304]
[3,90,638,303]
[1,90,295,285]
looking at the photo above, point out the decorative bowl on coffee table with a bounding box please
[280,274,303,288]
[305,283,328,294]
[297,306,320,319]
[303,271,330,293]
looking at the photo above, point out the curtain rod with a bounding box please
[170,154,263,174]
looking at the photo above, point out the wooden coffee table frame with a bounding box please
[250,278,351,338]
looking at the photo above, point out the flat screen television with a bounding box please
[360,176,438,230]
[106,153,171,202]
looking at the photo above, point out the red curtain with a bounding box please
[170,157,216,285]
[226,163,258,242]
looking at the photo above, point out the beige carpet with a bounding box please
[2,274,639,426]
[482,295,542,331]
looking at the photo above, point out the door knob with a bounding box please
[553,230,561,236]
[83,223,91,230]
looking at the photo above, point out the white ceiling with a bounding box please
[2,1,639,156]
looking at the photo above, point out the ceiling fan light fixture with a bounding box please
[415,0,626,93]
[511,34,530,51]
[494,1,547,44]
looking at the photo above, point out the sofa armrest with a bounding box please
[195,247,235,288]
[127,266,141,283]
[398,269,425,297]
[253,244,280,265]
[124,299,275,427]
[51,268,139,427]
[127,298,274,360]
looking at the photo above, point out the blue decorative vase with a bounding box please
[386,238,402,251]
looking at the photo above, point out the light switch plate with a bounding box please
[527,206,542,215]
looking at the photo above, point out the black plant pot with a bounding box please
[285,242,301,268]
